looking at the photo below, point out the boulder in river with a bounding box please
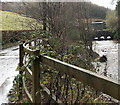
[99,55,107,62]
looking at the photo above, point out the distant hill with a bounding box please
[0,10,41,31]
[0,2,109,19]
[0,2,24,13]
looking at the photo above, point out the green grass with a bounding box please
[0,10,42,31]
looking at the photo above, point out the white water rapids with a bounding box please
[0,46,19,104]
[92,40,119,81]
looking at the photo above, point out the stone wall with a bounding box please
[1,30,34,45]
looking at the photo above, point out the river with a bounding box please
[92,40,119,81]
[0,46,19,104]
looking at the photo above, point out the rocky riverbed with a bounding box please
[92,40,119,81]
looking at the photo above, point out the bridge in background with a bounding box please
[93,30,114,41]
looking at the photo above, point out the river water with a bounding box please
[0,46,19,104]
[92,40,119,81]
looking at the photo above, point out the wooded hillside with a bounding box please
[1,2,108,19]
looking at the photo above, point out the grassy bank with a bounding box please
[0,10,41,30]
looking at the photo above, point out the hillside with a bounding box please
[1,2,109,20]
[0,10,41,31]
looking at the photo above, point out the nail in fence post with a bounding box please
[32,50,41,103]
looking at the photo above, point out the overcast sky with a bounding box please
[90,0,117,10]
[1,0,117,10]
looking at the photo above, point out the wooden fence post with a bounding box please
[19,44,24,100]
[32,50,41,103]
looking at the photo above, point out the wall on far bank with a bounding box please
[1,30,34,45]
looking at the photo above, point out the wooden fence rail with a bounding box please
[40,56,120,101]
[19,43,120,103]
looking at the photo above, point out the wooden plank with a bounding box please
[23,47,35,55]
[24,66,32,78]
[23,47,40,56]
[22,76,33,102]
[40,55,120,100]
[40,85,64,105]
[18,44,24,100]
[32,54,41,103]
[19,44,24,67]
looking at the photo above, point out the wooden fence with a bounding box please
[19,42,120,103]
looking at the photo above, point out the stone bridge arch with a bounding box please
[93,31,113,40]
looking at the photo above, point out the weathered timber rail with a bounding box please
[19,41,120,103]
